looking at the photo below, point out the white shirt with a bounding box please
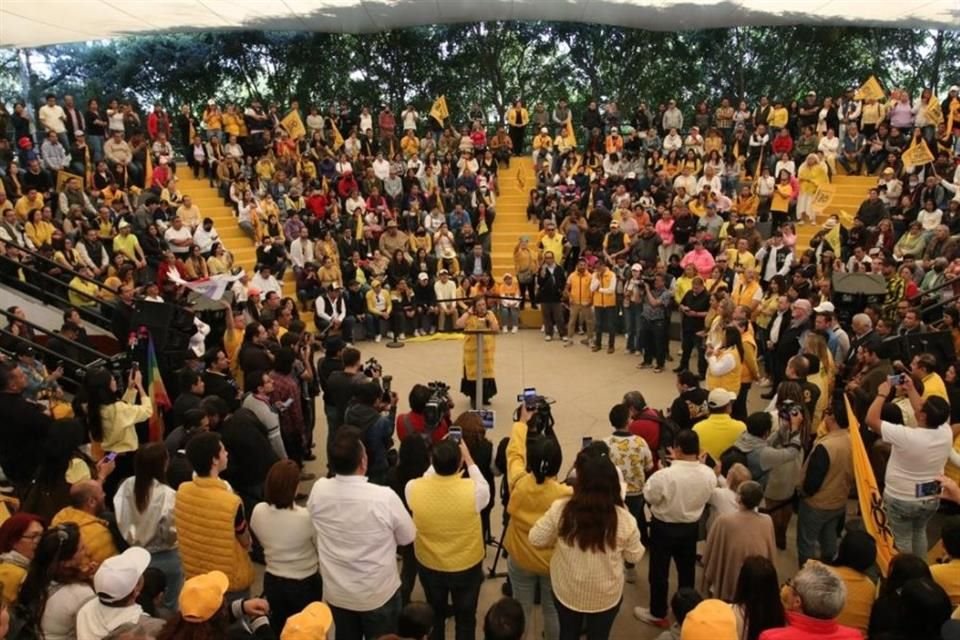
[289,237,315,268]
[192,226,220,254]
[372,158,391,181]
[39,104,67,133]
[164,225,193,254]
[643,459,717,523]
[307,475,416,611]
[250,272,281,298]
[918,208,943,231]
[41,582,95,640]
[881,420,952,501]
[250,504,319,580]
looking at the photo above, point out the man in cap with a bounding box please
[693,389,747,462]
[379,218,409,257]
[75,547,165,639]
[282,602,334,640]
[176,570,272,630]
[112,220,146,269]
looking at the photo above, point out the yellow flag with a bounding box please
[926,94,943,126]
[56,170,85,193]
[563,118,577,149]
[823,220,841,253]
[854,75,885,101]
[355,208,364,239]
[281,109,306,140]
[846,396,896,575]
[838,209,855,229]
[144,152,153,188]
[812,183,837,215]
[330,120,344,151]
[430,95,449,125]
[903,139,934,167]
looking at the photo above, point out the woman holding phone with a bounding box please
[456,298,500,406]
[76,365,153,500]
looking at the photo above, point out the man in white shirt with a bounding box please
[164,217,193,256]
[315,284,354,344]
[866,377,952,556]
[250,265,281,300]
[434,269,458,332]
[38,94,68,147]
[176,196,202,230]
[289,227,315,274]
[635,429,717,628]
[192,218,220,256]
[307,427,415,638]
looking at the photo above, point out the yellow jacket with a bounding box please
[366,288,393,316]
[567,271,593,306]
[175,477,253,591]
[506,107,530,127]
[769,107,789,129]
[771,182,794,212]
[740,332,760,384]
[693,413,746,461]
[99,387,153,454]
[222,112,242,137]
[0,555,28,603]
[532,134,553,152]
[25,220,55,247]
[401,135,420,159]
[407,472,485,572]
[798,163,828,195]
[592,269,616,307]
[706,346,742,394]
[51,507,118,566]
[504,422,572,575]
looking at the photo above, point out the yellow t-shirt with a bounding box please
[112,233,140,261]
[832,565,876,635]
[922,372,949,403]
[932,560,960,607]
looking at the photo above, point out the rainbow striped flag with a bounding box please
[147,334,171,442]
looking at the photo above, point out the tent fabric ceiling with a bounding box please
[2,0,959,49]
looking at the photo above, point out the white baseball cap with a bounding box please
[94,547,151,603]
[813,301,835,313]
[707,388,736,409]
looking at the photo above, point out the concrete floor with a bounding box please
[274,329,802,639]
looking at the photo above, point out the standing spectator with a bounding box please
[251,460,321,631]
[529,446,643,640]
[865,377,952,556]
[830,530,877,636]
[590,261,618,353]
[308,427,416,640]
[241,369,287,461]
[603,403,654,549]
[637,273,672,372]
[0,361,53,497]
[175,432,254,598]
[537,251,567,342]
[675,276,710,377]
[731,556,786,640]
[406,439,490,640]
[269,348,307,467]
[693,389,746,462]
[635,430,717,628]
[344,380,398,485]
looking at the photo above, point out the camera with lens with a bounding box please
[423,381,452,430]
[362,357,383,378]
[514,388,556,438]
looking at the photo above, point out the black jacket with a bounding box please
[203,370,240,411]
[0,392,53,487]
[536,264,566,303]
[219,408,279,490]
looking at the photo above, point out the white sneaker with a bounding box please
[399,333,406,340]
[511,326,518,334]
[540,325,545,333]
[375,335,382,343]
[387,332,394,340]
[545,335,552,342]
[633,607,669,628]
[502,327,508,333]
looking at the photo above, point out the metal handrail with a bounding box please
[0,331,106,388]
[0,254,117,323]
[0,308,113,363]
[909,270,960,303]
[11,242,122,297]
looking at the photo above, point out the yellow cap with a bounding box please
[282,602,334,640]
[179,571,229,623]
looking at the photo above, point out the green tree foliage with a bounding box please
[2,24,956,122]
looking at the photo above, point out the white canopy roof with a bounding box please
[2,0,959,49]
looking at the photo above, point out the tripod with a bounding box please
[486,520,509,579]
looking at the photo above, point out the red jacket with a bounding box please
[395,411,449,444]
[337,175,359,200]
[306,194,327,220]
[759,612,861,640]
[771,134,794,156]
[628,408,662,464]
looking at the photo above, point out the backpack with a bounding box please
[642,409,681,463]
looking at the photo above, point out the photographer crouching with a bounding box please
[344,378,398,486]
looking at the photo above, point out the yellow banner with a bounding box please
[563,118,577,149]
[854,75,885,101]
[926,94,943,126]
[903,139,934,167]
[846,397,896,575]
[430,95,449,125]
[280,109,306,140]
[838,209,854,229]
[56,170,84,193]
[330,120,344,151]
[811,183,837,214]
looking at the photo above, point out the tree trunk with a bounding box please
[17,48,37,136]
[931,29,945,93]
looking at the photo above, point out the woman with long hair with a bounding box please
[454,411,495,542]
[731,556,785,640]
[503,412,568,640]
[706,325,744,395]
[803,330,835,426]
[868,553,936,638]
[250,459,321,631]
[18,523,95,640]
[76,366,152,500]
[830,530,877,636]
[530,449,643,640]
[113,442,181,610]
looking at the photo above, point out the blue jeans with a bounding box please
[554,594,620,640]
[883,492,939,556]
[419,563,483,640]
[625,305,643,352]
[329,588,401,640]
[507,557,559,640]
[88,134,104,163]
[796,501,846,567]
[149,548,183,611]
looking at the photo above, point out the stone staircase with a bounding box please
[794,173,874,250]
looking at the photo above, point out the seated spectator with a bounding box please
[75,547,165,639]
[829,530,877,636]
[483,598,525,640]
[154,570,272,637]
[51,480,119,566]
[681,599,739,640]
[0,513,45,603]
[759,562,861,639]
[730,556,785,640]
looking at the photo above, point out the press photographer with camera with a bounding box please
[503,402,569,640]
[396,383,451,445]
[344,379,398,486]
[324,347,369,446]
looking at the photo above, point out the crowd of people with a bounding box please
[2,80,960,640]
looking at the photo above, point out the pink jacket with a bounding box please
[655,218,675,245]
[681,248,715,279]
[759,612,862,640]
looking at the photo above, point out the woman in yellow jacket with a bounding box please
[504,412,571,640]
[770,170,796,230]
[79,366,153,497]
[506,99,530,155]
[735,321,761,420]
[25,209,55,249]
[797,154,828,225]
[706,326,744,394]
[222,104,242,139]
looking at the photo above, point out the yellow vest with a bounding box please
[706,346,742,394]
[592,270,616,308]
[175,477,253,591]
[567,271,593,306]
[408,474,484,572]
[51,507,118,566]
[0,562,26,603]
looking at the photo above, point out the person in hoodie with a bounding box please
[343,380,398,485]
[75,547,165,639]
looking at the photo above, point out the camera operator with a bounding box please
[324,347,368,448]
[502,402,569,640]
[397,384,451,444]
[344,379,398,486]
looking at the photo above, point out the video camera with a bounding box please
[423,381,453,430]
[362,357,392,403]
[514,387,555,438]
